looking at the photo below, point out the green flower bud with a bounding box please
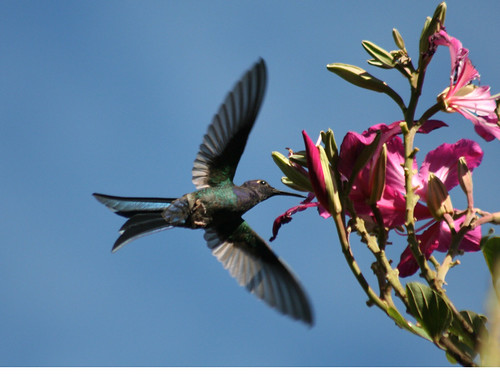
[362,40,395,69]
[280,177,310,192]
[326,63,389,93]
[426,173,454,220]
[392,28,406,50]
[419,2,447,56]
[320,129,338,166]
[288,151,309,167]
[318,145,342,214]
[272,151,313,192]
[457,157,474,210]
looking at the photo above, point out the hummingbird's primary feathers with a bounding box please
[205,219,313,324]
[94,59,314,325]
[192,59,266,189]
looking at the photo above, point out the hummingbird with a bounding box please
[93,59,313,325]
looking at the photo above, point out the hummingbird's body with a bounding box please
[94,59,313,325]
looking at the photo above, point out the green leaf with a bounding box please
[387,307,432,341]
[481,235,500,291]
[449,310,487,351]
[445,351,458,365]
[406,282,453,340]
[480,229,494,248]
[447,334,477,363]
[362,40,395,68]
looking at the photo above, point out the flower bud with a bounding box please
[426,173,454,220]
[303,130,341,215]
[457,157,474,210]
[419,2,446,56]
[272,151,313,192]
[280,177,309,192]
[362,40,395,69]
[326,63,389,93]
[320,129,338,166]
[288,151,308,167]
[392,28,406,50]
[318,145,342,215]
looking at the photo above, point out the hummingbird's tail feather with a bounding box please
[113,213,173,252]
[93,193,175,252]
[93,193,176,217]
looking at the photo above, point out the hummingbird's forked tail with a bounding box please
[93,193,176,252]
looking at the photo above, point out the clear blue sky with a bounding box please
[2,0,499,366]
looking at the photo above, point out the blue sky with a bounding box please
[2,0,499,366]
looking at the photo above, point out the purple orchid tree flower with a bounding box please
[393,139,484,276]
[339,123,484,276]
[397,215,482,277]
[270,131,332,241]
[337,121,447,228]
[431,29,500,141]
[270,4,498,364]
[273,121,484,278]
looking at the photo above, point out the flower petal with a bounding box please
[397,221,440,277]
[269,193,321,242]
[417,139,483,196]
[303,130,329,212]
[397,215,482,277]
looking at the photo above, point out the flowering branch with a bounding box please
[271,2,500,366]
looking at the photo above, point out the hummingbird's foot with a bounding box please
[192,199,209,227]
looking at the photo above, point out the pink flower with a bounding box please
[432,29,500,141]
[270,131,331,241]
[338,123,483,277]
[271,123,484,272]
[394,140,483,276]
[397,215,482,277]
[338,121,449,228]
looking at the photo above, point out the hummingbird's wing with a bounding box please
[192,59,267,189]
[204,218,314,325]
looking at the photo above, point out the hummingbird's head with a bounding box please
[241,180,306,201]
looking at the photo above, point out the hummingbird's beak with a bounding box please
[272,189,307,199]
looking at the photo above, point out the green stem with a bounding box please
[402,125,437,280]
[438,336,477,367]
[330,209,388,312]
[402,113,481,354]
[385,87,407,113]
[351,215,407,304]
[418,102,442,125]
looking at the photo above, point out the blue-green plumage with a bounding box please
[93,59,313,325]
